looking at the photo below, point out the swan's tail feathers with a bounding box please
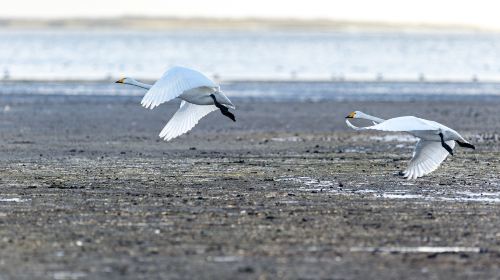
[456,141,475,150]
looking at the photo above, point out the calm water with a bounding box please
[1,29,500,81]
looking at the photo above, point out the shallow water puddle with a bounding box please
[275,176,500,203]
[351,134,417,143]
[350,246,482,254]
[276,176,335,188]
[53,271,87,280]
[369,134,418,143]
[270,136,304,142]
[209,256,244,262]
[0,197,30,203]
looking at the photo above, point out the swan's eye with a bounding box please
[346,112,356,118]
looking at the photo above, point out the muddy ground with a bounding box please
[0,94,499,279]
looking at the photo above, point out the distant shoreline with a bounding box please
[0,16,495,33]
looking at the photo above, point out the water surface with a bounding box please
[1,29,500,81]
[1,80,500,102]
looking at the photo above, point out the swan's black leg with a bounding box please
[439,132,454,155]
[210,94,236,122]
[456,141,476,150]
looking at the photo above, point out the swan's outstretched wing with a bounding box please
[403,139,455,179]
[141,66,217,109]
[346,116,437,133]
[159,101,218,141]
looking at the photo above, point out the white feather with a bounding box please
[159,101,218,141]
[141,66,217,109]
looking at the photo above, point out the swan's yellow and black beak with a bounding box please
[115,78,126,84]
[345,111,356,119]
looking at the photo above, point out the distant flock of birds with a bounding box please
[116,66,475,180]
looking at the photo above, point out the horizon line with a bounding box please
[0,16,497,32]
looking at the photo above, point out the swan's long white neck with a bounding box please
[124,78,152,90]
[358,112,385,123]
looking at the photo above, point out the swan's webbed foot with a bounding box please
[439,132,454,155]
[456,141,476,150]
[210,94,236,122]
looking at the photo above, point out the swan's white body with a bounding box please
[116,66,235,141]
[345,111,474,179]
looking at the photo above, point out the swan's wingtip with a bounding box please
[141,103,155,110]
[159,131,174,141]
[345,119,361,130]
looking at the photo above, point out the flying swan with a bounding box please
[345,111,475,179]
[116,66,235,141]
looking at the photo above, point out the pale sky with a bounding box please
[2,0,500,29]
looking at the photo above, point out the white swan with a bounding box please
[116,66,235,141]
[345,111,475,179]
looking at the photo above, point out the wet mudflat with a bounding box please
[0,94,499,279]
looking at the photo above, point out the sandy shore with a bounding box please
[0,94,499,279]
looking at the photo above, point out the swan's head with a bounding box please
[115,77,132,84]
[346,111,363,119]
